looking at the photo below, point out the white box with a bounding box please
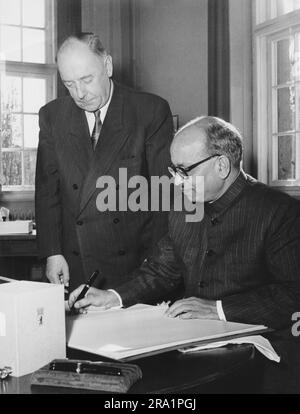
[0,220,33,235]
[0,281,66,377]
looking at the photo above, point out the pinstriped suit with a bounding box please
[117,171,300,331]
[35,83,173,291]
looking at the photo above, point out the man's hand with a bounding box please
[46,254,70,287]
[165,297,219,320]
[68,286,121,313]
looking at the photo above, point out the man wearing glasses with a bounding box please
[70,115,300,392]
[70,115,300,329]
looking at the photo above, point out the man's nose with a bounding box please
[75,83,86,99]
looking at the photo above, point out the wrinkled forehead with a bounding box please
[171,125,207,163]
[57,42,105,79]
[58,40,104,67]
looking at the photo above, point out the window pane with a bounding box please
[23,78,46,113]
[1,114,22,148]
[1,151,22,185]
[0,0,21,25]
[0,26,21,61]
[278,135,296,180]
[277,0,295,16]
[1,75,22,113]
[23,150,36,185]
[22,0,45,28]
[277,39,292,84]
[24,114,38,148]
[297,84,300,130]
[294,33,300,81]
[277,87,295,132]
[22,28,45,63]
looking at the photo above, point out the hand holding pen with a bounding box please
[69,270,100,312]
[68,270,121,313]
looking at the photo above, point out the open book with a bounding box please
[66,303,269,361]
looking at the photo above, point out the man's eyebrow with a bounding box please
[63,75,93,82]
[80,75,93,80]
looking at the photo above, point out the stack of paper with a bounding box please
[178,335,280,362]
[66,304,269,361]
[0,220,33,235]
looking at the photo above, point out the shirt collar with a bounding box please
[205,170,249,216]
[85,79,114,124]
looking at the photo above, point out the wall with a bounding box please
[82,0,254,168]
[82,0,208,127]
[132,0,208,126]
[82,0,134,86]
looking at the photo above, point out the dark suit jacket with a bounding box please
[35,83,173,290]
[117,171,300,331]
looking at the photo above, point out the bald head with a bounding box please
[171,124,208,168]
[172,116,243,169]
[57,33,107,62]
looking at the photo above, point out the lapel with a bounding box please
[63,100,93,178]
[79,84,131,213]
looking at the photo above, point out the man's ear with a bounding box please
[105,55,113,77]
[217,156,231,179]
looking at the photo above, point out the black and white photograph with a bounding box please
[0,0,300,397]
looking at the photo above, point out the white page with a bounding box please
[178,335,280,362]
[66,304,267,360]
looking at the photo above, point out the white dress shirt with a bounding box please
[85,80,114,134]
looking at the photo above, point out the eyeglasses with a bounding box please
[168,154,221,179]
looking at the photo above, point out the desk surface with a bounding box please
[0,344,262,394]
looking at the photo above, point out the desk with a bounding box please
[0,232,37,257]
[0,344,263,394]
[0,232,41,280]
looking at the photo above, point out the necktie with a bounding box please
[91,109,102,150]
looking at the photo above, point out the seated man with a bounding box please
[69,115,300,331]
[69,116,300,392]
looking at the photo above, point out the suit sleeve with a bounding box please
[222,201,300,330]
[116,234,183,307]
[144,98,174,248]
[35,106,62,258]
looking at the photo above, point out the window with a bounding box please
[0,0,56,191]
[254,0,300,195]
[256,0,300,24]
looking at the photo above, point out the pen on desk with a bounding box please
[70,270,100,311]
[49,361,122,376]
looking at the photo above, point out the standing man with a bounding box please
[35,33,173,291]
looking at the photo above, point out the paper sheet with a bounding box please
[178,335,280,362]
[66,304,269,361]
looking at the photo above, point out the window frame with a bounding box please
[0,0,57,193]
[253,7,300,197]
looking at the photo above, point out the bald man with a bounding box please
[35,33,173,292]
[69,115,300,393]
[70,116,300,330]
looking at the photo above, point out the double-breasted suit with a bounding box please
[35,83,174,290]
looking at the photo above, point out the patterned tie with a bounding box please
[91,109,102,150]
